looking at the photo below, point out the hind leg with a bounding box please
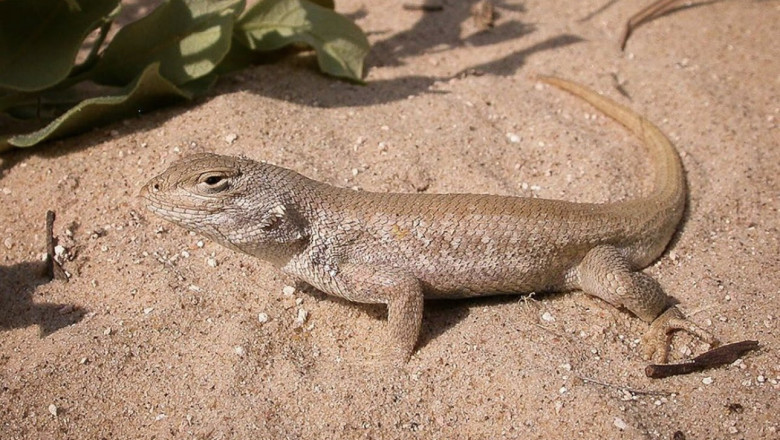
[576,245,717,362]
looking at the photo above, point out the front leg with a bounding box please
[326,263,425,363]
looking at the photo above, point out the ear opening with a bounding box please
[260,204,287,230]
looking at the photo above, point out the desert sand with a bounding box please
[1,1,778,438]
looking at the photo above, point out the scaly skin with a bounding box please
[140,77,717,364]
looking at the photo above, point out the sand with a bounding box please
[1,1,778,438]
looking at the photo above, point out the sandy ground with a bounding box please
[1,0,778,438]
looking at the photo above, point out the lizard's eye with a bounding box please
[204,175,223,185]
[197,172,230,192]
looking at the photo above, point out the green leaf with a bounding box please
[92,0,245,86]
[1,63,193,150]
[307,0,334,9]
[236,0,368,81]
[0,0,120,92]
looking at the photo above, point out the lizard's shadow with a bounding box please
[0,261,86,336]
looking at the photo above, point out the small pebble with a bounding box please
[506,133,520,143]
[143,307,154,315]
[258,313,269,323]
[48,404,58,417]
[541,311,555,322]
[225,133,238,144]
[3,237,12,249]
[282,285,296,296]
[613,417,628,430]
[294,308,309,327]
[206,256,218,267]
[702,377,714,385]
[234,346,245,356]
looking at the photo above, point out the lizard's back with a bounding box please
[312,186,670,298]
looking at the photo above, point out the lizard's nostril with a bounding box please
[152,183,160,192]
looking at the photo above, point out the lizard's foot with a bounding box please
[642,306,719,363]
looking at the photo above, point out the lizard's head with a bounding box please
[140,153,308,264]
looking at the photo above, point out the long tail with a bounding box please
[537,76,686,264]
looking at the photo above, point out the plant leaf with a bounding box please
[236,0,368,81]
[0,0,119,92]
[92,0,244,86]
[1,63,193,150]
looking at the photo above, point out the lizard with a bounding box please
[140,76,717,364]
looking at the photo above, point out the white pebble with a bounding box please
[757,375,766,383]
[613,417,628,430]
[3,237,12,249]
[143,307,154,315]
[258,313,269,323]
[506,133,520,143]
[282,285,296,296]
[294,308,309,327]
[48,404,58,417]
[206,256,218,267]
[541,311,555,322]
[234,346,245,356]
[225,133,238,144]
[702,377,714,385]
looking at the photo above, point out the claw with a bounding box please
[642,306,719,363]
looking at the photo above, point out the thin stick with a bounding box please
[46,210,68,282]
[646,340,759,378]
[621,0,686,50]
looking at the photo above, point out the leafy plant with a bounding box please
[0,0,368,151]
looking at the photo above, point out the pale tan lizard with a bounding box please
[140,76,717,364]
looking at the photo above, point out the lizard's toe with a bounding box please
[642,306,718,363]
